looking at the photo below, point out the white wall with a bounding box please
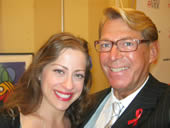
[137,0,170,84]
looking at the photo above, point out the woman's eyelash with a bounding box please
[76,74,85,78]
[53,69,64,74]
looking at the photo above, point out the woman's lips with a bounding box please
[54,90,73,101]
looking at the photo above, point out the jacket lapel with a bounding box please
[79,88,111,127]
[113,75,163,128]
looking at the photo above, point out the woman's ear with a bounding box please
[38,75,41,81]
[149,40,159,63]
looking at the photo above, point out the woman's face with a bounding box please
[40,48,86,112]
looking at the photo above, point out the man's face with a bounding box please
[99,19,158,98]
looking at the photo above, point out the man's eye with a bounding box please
[101,43,111,48]
[123,41,134,46]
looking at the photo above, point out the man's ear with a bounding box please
[149,40,159,63]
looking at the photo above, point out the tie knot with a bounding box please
[112,102,123,116]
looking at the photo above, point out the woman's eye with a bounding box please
[53,69,64,75]
[75,73,85,79]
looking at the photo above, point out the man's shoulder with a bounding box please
[77,88,111,127]
[91,87,111,98]
[161,85,170,100]
[86,87,111,110]
[146,75,170,110]
[147,74,169,90]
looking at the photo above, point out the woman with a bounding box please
[0,33,92,128]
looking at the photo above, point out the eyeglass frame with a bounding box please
[94,38,150,52]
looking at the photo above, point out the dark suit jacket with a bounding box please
[78,74,170,128]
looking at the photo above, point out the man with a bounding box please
[79,7,170,128]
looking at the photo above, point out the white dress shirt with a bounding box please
[84,76,149,128]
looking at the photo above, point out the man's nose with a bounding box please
[109,45,121,59]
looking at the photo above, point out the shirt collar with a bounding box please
[111,75,149,109]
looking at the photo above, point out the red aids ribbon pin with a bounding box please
[128,108,143,127]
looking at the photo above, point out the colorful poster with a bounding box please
[0,62,25,103]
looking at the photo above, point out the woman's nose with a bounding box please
[62,77,73,90]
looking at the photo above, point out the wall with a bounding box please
[137,0,170,84]
[108,0,136,8]
[0,0,61,53]
[0,1,2,47]
[34,0,61,52]
[64,0,88,39]
[0,0,34,53]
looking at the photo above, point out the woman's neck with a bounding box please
[20,110,71,128]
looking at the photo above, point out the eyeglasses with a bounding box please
[94,39,150,52]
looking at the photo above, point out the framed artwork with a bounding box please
[0,53,33,103]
